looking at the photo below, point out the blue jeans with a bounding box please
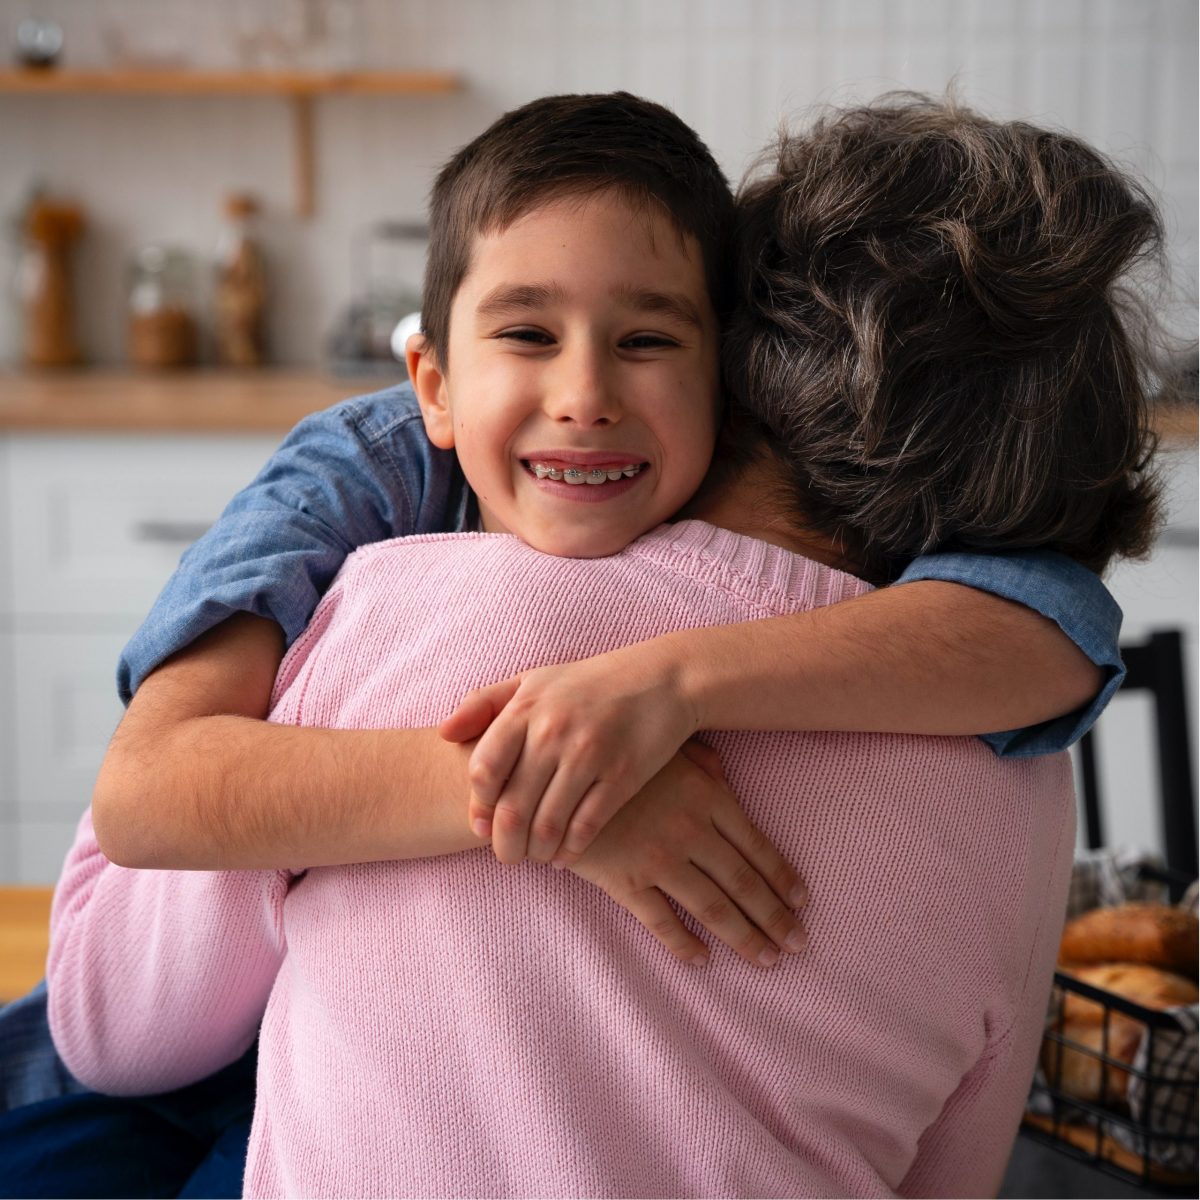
[0,983,254,1199]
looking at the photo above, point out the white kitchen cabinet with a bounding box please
[9,629,137,882]
[0,431,279,883]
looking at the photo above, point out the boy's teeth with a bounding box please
[528,461,643,483]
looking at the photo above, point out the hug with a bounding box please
[7,90,1164,1197]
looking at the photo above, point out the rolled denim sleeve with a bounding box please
[897,549,1124,757]
[117,384,468,703]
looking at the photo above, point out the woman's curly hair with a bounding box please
[723,93,1165,582]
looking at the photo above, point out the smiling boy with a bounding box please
[87,95,1115,882]
[411,192,720,560]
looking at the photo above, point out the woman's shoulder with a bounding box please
[629,520,874,613]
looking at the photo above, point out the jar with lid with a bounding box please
[17,195,85,368]
[214,192,266,367]
[127,244,198,369]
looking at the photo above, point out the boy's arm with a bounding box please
[893,549,1123,755]
[446,552,1117,864]
[95,614,806,967]
[96,613,482,870]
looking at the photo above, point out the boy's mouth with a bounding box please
[521,459,647,485]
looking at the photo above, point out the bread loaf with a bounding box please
[1059,903,1198,975]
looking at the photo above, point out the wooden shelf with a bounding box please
[0,67,460,96]
[0,67,463,216]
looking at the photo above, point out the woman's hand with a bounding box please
[568,741,808,966]
[438,640,699,865]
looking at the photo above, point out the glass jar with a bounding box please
[214,193,267,367]
[16,195,85,368]
[127,244,198,369]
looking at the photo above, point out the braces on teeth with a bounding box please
[529,463,643,484]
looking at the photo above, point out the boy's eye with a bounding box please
[621,334,680,351]
[497,328,554,346]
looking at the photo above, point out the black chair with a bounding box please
[1076,630,1198,898]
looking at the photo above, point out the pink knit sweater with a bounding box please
[49,522,1076,1198]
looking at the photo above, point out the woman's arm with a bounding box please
[445,579,1101,864]
[47,806,287,1095]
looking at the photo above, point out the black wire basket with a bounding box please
[1024,866,1198,1194]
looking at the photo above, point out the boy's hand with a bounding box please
[568,741,808,967]
[438,641,697,865]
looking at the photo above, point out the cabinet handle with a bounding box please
[132,520,212,545]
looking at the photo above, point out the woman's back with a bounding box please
[259,522,1074,1198]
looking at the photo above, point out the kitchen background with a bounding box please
[0,0,1196,884]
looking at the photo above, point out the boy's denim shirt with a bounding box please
[118,382,1125,757]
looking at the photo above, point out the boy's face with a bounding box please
[409,191,720,559]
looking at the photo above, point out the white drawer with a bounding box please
[0,439,10,615]
[10,628,133,823]
[6,433,278,618]
[0,632,15,875]
[10,818,86,885]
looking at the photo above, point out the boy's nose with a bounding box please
[543,345,622,426]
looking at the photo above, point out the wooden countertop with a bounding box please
[0,887,52,1003]
[1155,404,1199,445]
[0,369,397,433]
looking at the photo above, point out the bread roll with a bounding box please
[1059,903,1198,975]
[1041,1016,1142,1105]
[1042,962,1197,1106]
[1059,962,1198,1021]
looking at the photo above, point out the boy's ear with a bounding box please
[407,333,455,450]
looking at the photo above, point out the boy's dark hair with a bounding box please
[421,92,734,361]
[723,94,1164,581]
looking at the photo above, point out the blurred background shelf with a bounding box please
[0,68,463,216]
[0,67,456,94]
[0,67,460,94]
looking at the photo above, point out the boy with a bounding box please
[48,95,1162,1197]
[92,93,1113,881]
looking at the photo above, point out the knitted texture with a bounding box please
[48,521,1076,1198]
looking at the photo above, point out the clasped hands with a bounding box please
[439,641,808,968]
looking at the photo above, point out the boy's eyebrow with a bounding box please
[475,283,567,318]
[613,286,705,329]
[474,283,706,330]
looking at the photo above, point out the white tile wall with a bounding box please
[0,0,1194,364]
